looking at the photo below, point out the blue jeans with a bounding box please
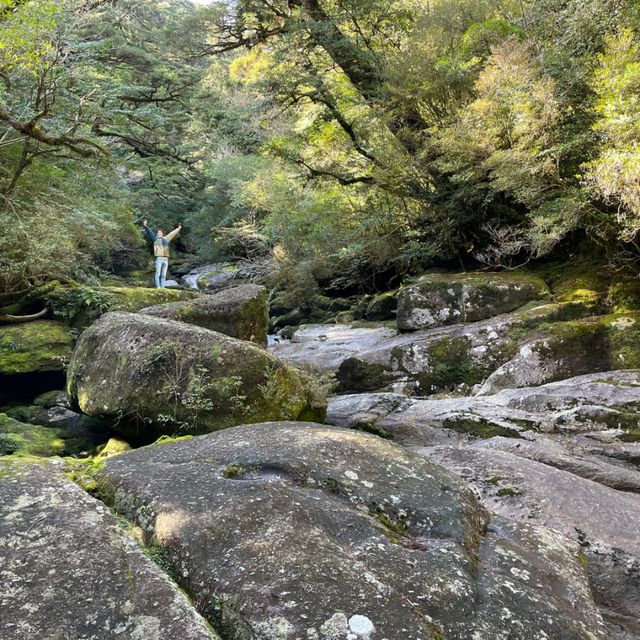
[155,257,168,288]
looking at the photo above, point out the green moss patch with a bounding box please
[442,416,524,440]
[46,285,197,328]
[0,412,66,457]
[0,321,73,375]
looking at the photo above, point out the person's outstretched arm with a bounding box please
[165,223,182,242]
[142,219,156,241]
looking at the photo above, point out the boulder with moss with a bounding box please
[0,459,219,640]
[0,413,67,456]
[365,289,398,321]
[0,320,73,376]
[336,301,591,394]
[272,301,595,394]
[6,400,109,456]
[97,421,607,640]
[140,284,268,346]
[397,271,550,331]
[479,314,640,394]
[537,259,640,314]
[46,285,198,329]
[33,389,69,408]
[67,312,326,440]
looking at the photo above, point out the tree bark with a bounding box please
[289,0,381,100]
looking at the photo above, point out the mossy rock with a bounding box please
[141,285,268,346]
[67,312,326,441]
[0,413,66,456]
[46,285,197,329]
[537,259,640,314]
[5,405,39,424]
[481,313,640,393]
[366,290,398,321]
[0,321,73,376]
[5,402,109,453]
[397,271,550,331]
[105,286,197,312]
[334,301,600,395]
[338,331,512,395]
[540,262,608,307]
[33,389,68,408]
[607,278,640,313]
[95,437,132,459]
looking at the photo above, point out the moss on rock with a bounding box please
[67,312,327,440]
[397,271,550,331]
[0,321,73,375]
[141,285,269,346]
[46,285,197,328]
[539,261,607,307]
[537,259,640,314]
[33,390,68,408]
[366,290,398,321]
[441,416,524,440]
[481,313,640,393]
[0,413,66,456]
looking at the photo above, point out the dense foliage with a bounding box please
[2,0,640,299]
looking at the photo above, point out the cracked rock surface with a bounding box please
[0,458,218,640]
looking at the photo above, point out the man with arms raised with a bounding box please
[142,219,182,288]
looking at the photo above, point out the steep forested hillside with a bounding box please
[1,0,639,301]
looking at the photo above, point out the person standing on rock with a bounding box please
[142,219,182,288]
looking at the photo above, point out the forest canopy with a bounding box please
[1,0,640,300]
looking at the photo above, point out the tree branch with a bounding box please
[0,103,106,158]
[296,158,373,185]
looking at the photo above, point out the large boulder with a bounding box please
[365,290,398,321]
[397,272,550,331]
[479,314,640,394]
[0,320,72,376]
[98,422,607,640]
[0,459,218,640]
[141,284,268,346]
[67,312,325,440]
